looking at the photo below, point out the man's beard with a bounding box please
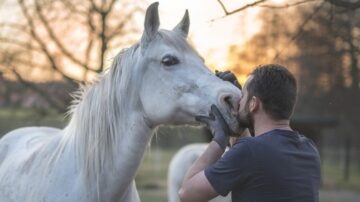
[237,101,254,135]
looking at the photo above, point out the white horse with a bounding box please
[0,2,240,202]
[168,143,231,202]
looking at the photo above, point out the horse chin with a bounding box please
[192,109,240,136]
[223,114,241,137]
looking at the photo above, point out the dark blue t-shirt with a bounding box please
[205,129,321,202]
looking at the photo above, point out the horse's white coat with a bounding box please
[0,3,240,202]
[168,143,232,202]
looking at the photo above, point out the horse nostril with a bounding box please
[219,93,239,116]
[222,95,235,111]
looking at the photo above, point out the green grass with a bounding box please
[139,189,166,202]
[137,148,177,202]
[0,107,67,136]
[322,160,360,192]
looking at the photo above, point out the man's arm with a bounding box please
[179,141,224,202]
[179,105,230,201]
[179,128,251,202]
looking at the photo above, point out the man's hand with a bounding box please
[196,105,230,150]
[215,70,242,90]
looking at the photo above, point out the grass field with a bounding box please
[0,108,67,135]
[1,108,360,201]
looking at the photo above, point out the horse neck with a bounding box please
[64,67,156,198]
[65,107,153,199]
[103,110,154,199]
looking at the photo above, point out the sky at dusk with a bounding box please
[0,0,287,81]
[155,0,262,69]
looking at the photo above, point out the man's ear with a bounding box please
[249,96,259,112]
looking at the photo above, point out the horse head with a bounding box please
[137,2,241,134]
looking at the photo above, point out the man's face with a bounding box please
[237,76,254,131]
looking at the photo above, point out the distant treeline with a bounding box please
[0,76,76,113]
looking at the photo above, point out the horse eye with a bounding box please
[161,55,179,66]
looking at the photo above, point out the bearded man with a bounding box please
[179,64,321,202]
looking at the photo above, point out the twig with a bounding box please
[326,0,360,10]
[34,0,94,71]
[273,1,326,61]
[260,0,319,9]
[213,0,267,21]
[18,0,79,86]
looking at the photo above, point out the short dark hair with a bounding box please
[247,64,297,120]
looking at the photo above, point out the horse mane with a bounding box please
[62,44,141,181]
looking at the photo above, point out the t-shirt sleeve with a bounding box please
[204,139,253,196]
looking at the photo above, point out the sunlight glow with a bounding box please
[270,0,286,4]
[156,0,262,71]
[0,0,264,81]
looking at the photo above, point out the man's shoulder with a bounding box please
[233,136,254,146]
[229,137,255,156]
[232,135,266,151]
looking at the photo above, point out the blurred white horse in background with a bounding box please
[0,2,241,202]
[168,143,232,202]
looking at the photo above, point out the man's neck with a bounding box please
[253,114,291,136]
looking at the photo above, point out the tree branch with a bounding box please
[87,8,99,34]
[96,0,119,73]
[213,0,267,21]
[90,0,102,13]
[10,57,51,70]
[34,0,94,71]
[107,6,142,39]
[0,37,41,52]
[98,11,108,73]
[326,0,360,9]
[105,0,117,14]
[18,0,79,85]
[215,0,360,22]
[60,0,89,16]
[273,1,326,60]
[260,0,319,9]
[0,22,27,31]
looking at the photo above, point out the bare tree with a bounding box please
[227,1,360,145]
[0,0,145,111]
[216,0,360,19]
[215,0,359,55]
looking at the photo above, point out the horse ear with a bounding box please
[141,2,160,51]
[173,10,190,38]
